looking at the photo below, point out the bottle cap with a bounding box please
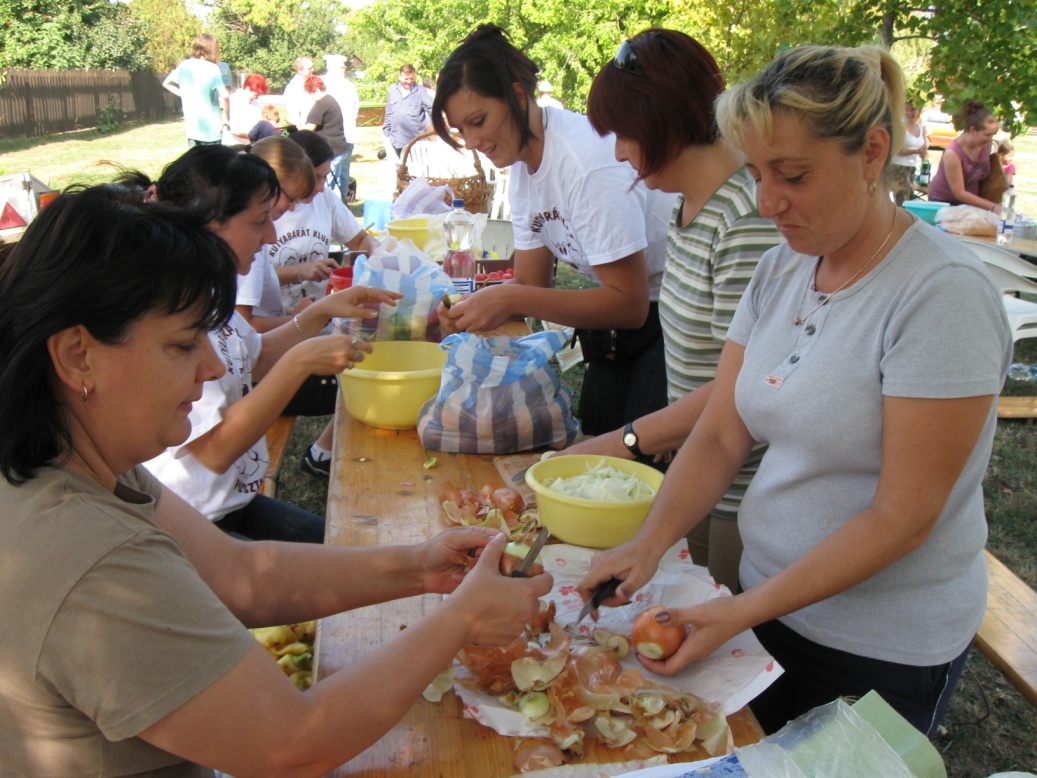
[452,198,465,208]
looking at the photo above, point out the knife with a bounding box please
[576,577,623,624]
[511,527,549,578]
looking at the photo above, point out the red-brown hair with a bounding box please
[242,73,269,96]
[587,29,725,180]
[303,74,326,95]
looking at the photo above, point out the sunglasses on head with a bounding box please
[612,39,645,76]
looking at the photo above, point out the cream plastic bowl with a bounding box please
[338,341,446,429]
[524,455,664,549]
[386,216,435,250]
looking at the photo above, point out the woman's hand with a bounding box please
[634,596,750,676]
[437,285,515,333]
[297,258,339,283]
[416,526,503,594]
[314,285,402,321]
[578,537,664,613]
[443,533,555,646]
[291,332,372,375]
[288,296,316,316]
[559,430,631,460]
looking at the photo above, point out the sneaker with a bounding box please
[300,449,331,478]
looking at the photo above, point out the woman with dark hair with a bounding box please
[927,99,1001,209]
[431,24,677,435]
[0,185,550,776]
[134,145,400,542]
[563,30,781,590]
[581,45,1010,736]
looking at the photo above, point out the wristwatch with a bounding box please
[622,421,646,459]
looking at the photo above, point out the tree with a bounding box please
[128,0,201,74]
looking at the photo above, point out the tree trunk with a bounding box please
[880,10,896,49]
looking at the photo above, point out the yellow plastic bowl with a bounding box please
[525,455,664,549]
[338,341,446,429]
[386,216,435,249]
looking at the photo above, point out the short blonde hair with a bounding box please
[250,136,316,198]
[716,45,906,171]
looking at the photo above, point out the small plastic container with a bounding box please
[326,266,353,294]
[362,197,393,231]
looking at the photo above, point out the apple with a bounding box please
[631,606,685,660]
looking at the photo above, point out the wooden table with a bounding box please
[316,329,764,776]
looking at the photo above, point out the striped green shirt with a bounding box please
[658,167,781,521]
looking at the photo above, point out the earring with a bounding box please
[868,180,877,196]
[82,384,90,402]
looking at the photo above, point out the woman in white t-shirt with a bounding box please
[133,146,399,541]
[430,25,677,435]
[891,101,929,204]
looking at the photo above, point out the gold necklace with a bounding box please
[793,208,899,326]
[67,451,107,489]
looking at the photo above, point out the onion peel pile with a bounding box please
[251,621,316,690]
[455,607,733,772]
[439,481,540,539]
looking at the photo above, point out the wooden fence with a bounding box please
[0,70,178,138]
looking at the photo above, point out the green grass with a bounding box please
[5,120,1037,776]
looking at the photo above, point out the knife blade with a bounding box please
[511,527,549,578]
[577,577,623,624]
[512,466,529,484]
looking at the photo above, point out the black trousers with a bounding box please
[749,614,970,737]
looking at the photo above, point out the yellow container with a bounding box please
[525,455,663,549]
[386,216,435,250]
[338,341,446,429]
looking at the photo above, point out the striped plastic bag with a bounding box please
[416,330,578,454]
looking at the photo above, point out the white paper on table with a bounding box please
[454,543,783,739]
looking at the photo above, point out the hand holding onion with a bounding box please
[441,533,554,647]
[416,525,505,594]
[632,596,748,676]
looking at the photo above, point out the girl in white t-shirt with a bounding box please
[431,25,676,435]
[134,146,399,540]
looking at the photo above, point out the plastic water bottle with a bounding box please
[443,198,477,295]
[998,185,1017,245]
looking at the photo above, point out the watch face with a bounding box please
[624,432,637,448]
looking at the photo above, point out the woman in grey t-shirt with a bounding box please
[580,43,1011,737]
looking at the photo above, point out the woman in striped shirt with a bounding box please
[565,29,780,591]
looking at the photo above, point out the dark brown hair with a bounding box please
[432,25,539,150]
[960,99,996,132]
[587,29,725,180]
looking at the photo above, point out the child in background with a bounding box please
[999,140,1016,186]
[249,105,281,143]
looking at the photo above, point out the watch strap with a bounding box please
[623,421,645,459]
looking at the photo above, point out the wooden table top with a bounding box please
[316,326,764,776]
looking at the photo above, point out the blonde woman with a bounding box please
[580,45,1011,736]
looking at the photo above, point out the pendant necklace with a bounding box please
[67,451,107,489]
[793,208,898,326]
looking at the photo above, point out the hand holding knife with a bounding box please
[510,527,550,578]
[577,577,623,624]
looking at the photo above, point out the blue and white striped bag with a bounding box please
[416,330,579,454]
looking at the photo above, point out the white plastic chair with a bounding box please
[960,238,1037,281]
[480,218,514,258]
[977,261,1037,343]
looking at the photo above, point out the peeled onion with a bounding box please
[631,606,685,660]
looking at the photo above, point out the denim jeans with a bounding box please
[214,494,325,544]
[328,144,355,206]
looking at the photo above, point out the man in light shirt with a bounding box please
[382,64,433,161]
[283,56,315,128]
[536,80,563,110]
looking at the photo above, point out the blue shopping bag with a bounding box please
[416,330,578,454]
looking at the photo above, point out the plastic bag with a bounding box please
[345,236,454,342]
[935,204,999,236]
[392,176,454,220]
[416,330,579,454]
[735,699,913,778]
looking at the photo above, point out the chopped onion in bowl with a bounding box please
[543,459,657,502]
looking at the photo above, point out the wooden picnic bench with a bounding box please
[976,549,1037,707]
[259,415,296,498]
[997,396,1037,420]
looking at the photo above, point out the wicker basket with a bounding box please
[394,129,493,214]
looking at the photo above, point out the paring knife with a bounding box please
[577,577,623,624]
[511,527,550,578]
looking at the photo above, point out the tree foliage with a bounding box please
[0,0,151,70]
[128,0,201,74]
